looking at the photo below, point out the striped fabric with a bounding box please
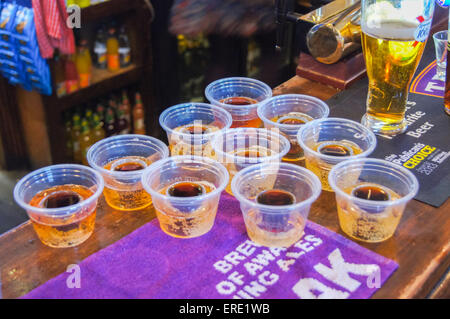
[32,0,75,58]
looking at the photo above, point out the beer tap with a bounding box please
[306,0,361,64]
[275,0,302,52]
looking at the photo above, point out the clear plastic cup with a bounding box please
[87,134,169,211]
[141,156,229,238]
[159,103,232,158]
[205,77,272,128]
[211,128,291,194]
[297,118,377,192]
[258,94,330,163]
[13,164,104,248]
[231,162,322,247]
[433,30,447,81]
[328,158,419,243]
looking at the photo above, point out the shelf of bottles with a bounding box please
[64,87,146,165]
[48,0,150,164]
[52,22,133,99]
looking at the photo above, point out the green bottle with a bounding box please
[72,114,82,163]
[79,118,92,165]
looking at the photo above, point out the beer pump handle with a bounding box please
[275,0,302,52]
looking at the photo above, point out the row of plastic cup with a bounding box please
[13,76,420,248]
[13,132,419,248]
[162,84,331,166]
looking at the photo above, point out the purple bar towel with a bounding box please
[23,193,398,299]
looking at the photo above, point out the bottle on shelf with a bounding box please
[71,113,82,163]
[118,26,131,68]
[116,107,130,135]
[106,27,120,72]
[132,92,146,134]
[53,54,67,97]
[91,113,106,144]
[121,90,131,124]
[104,107,117,137]
[65,54,79,94]
[64,114,73,160]
[96,103,106,126]
[76,39,93,88]
[94,27,107,69]
[79,118,92,165]
[85,108,94,126]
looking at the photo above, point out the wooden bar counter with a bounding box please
[0,76,449,299]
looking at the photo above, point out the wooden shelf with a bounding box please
[54,64,143,110]
[81,0,139,23]
[20,0,156,166]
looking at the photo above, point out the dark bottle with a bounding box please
[118,26,131,68]
[104,108,117,137]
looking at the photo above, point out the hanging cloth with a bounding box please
[32,0,75,58]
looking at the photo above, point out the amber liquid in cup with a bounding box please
[28,184,96,248]
[103,156,153,211]
[157,181,218,238]
[245,189,303,247]
[306,141,363,191]
[224,145,271,194]
[337,183,401,242]
[220,97,262,128]
[170,123,220,157]
[271,112,313,163]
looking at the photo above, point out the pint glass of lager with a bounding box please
[361,0,435,136]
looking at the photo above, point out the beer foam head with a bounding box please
[362,1,423,41]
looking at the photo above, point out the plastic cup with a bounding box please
[297,118,377,192]
[433,30,448,81]
[211,128,290,194]
[205,77,272,128]
[159,103,232,158]
[328,158,419,243]
[231,162,321,247]
[13,164,104,248]
[141,156,229,238]
[87,134,169,211]
[258,94,330,164]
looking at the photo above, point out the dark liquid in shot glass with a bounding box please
[220,97,258,106]
[114,162,145,172]
[279,117,307,125]
[352,185,390,201]
[168,182,205,198]
[256,189,295,206]
[43,191,81,208]
[319,144,352,157]
[184,124,209,135]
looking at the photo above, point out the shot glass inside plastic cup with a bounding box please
[87,134,169,211]
[231,162,321,247]
[211,128,290,195]
[141,156,229,238]
[297,118,377,192]
[258,94,330,163]
[205,77,272,128]
[13,164,104,248]
[328,158,419,243]
[159,103,232,158]
[433,30,448,81]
